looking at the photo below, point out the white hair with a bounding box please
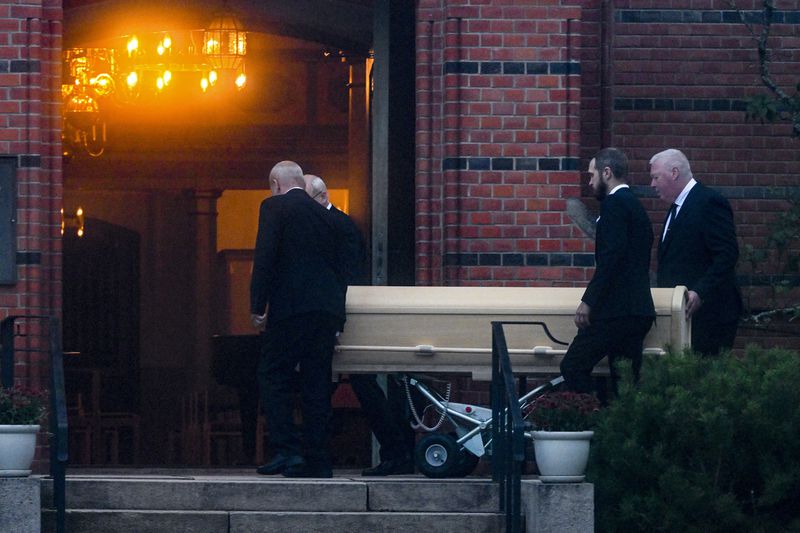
[649,149,692,179]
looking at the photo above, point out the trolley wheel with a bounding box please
[415,433,462,478]
[452,449,480,477]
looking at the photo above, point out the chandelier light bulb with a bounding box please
[209,70,218,85]
[235,72,246,89]
[127,36,139,56]
[163,35,172,49]
[200,78,209,92]
[91,73,114,96]
[156,77,164,90]
[157,44,165,56]
[126,71,138,88]
[163,70,172,85]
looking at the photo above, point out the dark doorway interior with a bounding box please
[62,218,141,464]
[60,0,413,468]
[386,1,416,286]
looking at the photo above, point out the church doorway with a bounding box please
[60,0,415,467]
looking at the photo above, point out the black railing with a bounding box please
[491,321,526,533]
[491,320,569,532]
[0,315,67,533]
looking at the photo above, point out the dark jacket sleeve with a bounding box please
[581,194,628,309]
[249,199,280,315]
[692,194,739,300]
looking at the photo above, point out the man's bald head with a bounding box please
[303,174,329,206]
[269,161,305,196]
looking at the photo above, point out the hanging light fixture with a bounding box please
[202,4,247,71]
[61,6,249,158]
[62,48,112,158]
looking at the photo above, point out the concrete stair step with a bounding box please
[40,475,499,513]
[42,509,504,533]
[37,473,595,532]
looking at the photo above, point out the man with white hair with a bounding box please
[304,174,368,285]
[304,174,415,475]
[250,161,346,478]
[650,149,742,355]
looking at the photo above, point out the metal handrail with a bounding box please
[0,315,67,533]
[490,321,527,533]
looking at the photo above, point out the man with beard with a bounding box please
[560,148,656,395]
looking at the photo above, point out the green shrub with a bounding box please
[588,347,800,533]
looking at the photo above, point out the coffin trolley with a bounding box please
[334,285,691,477]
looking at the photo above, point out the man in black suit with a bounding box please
[560,148,656,394]
[304,174,415,476]
[650,149,741,356]
[250,161,346,478]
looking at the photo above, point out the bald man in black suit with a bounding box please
[250,161,346,478]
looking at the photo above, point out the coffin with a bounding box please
[334,286,690,380]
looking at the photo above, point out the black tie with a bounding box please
[663,203,678,240]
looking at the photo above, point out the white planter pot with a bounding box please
[532,430,593,482]
[0,425,40,477]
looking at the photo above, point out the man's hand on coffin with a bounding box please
[575,301,591,329]
[685,290,702,319]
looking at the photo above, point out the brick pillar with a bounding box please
[0,6,63,373]
[0,1,63,473]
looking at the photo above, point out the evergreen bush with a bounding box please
[588,347,800,532]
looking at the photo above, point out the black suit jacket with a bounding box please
[582,187,655,320]
[329,205,368,286]
[657,182,741,325]
[250,188,346,326]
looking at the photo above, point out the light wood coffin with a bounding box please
[334,286,691,380]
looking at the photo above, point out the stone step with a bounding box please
[41,474,500,513]
[38,472,594,532]
[42,509,505,533]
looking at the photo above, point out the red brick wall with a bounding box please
[416,0,590,288]
[416,0,800,347]
[0,0,63,471]
[601,0,800,348]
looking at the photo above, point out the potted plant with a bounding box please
[0,386,47,477]
[526,390,600,482]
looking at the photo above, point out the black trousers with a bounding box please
[349,374,416,462]
[560,316,654,395]
[257,312,340,467]
[691,319,738,356]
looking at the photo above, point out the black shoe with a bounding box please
[256,454,304,475]
[361,457,415,476]
[282,463,333,478]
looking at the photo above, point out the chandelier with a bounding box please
[62,7,248,158]
[61,48,113,158]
